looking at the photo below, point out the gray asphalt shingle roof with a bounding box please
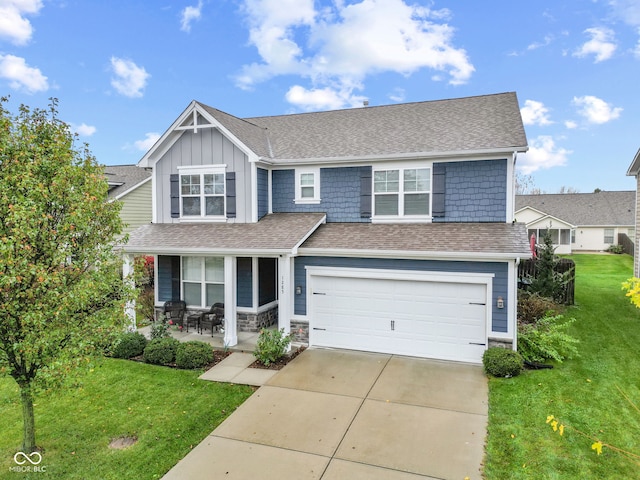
[104,165,151,199]
[199,92,528,162]
[123,213,327,254]
[299,222,531,258]
[515,191,635,227]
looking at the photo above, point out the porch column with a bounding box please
[123,254,136,331]
[223,255,238,347]
[278,255,292,351]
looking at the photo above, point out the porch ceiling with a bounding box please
[122,213,326,255]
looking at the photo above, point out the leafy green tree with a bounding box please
[529,230,570,302]
[0,98,135,453]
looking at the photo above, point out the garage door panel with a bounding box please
[310,272,488,363]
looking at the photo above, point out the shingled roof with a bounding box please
[515,191,635,227]
[197,92,528,162]
[299,222,531,259]
[104,165,151,199]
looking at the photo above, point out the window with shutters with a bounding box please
[177,165,226,219]
[372,165,431,221]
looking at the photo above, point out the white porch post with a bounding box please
[223,256,238,347]
[278,255,292,351]
[123,254,137,331]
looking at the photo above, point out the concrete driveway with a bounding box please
[163,348,488,480]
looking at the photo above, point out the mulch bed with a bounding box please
[248,346,306,370]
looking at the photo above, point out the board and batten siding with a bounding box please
[294,256,509,333]
[155,129,252,223]
[118,180,153,234]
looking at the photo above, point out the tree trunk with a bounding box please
[19,382,37,453]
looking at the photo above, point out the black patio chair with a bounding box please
[199,303,224,336]
[163,300,186,329]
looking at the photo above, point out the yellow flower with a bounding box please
[546,415,554,424]
[591,441,603,455]
[558,424,564,436]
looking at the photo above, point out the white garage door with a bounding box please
[308,269,490,363]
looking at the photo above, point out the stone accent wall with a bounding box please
[237,306,278,332]
[434,159,507,223]
[290,319,309,344]
[271,167,370,222]
[488,337,515,350]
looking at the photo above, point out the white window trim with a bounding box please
[177,165,227,222]
[181,256,225,308]
[294,167,321,204]
[372,163,432,223]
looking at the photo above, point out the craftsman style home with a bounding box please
[122,92,531,364]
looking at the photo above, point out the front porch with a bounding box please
[138,324,262,352]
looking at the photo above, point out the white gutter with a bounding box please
[297,247,533,262]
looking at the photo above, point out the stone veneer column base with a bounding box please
[290,319,309,344]
[488,337,515,350]
[237,306,279,332]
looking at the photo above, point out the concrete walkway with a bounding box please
[163,348,488,480]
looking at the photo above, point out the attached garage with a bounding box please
[307,267,493,363]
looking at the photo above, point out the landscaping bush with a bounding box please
[254,328,292,366]
[483,347,524,378]
[175,341,214,369]
[111,331,148,359]
[149,314,171,340]
[517,314,579,364]
[517,290,562,324]
[143,337,180,365]
[607,244,624,254]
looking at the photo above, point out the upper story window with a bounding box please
[373,167,431,218]
[295,168,320,204]
[178,166,225,218]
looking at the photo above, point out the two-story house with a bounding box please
[122,92,531,364]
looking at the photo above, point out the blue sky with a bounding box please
[1,0,639,193]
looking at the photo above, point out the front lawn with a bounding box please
[0,359,254,479]
[485,254,640,478]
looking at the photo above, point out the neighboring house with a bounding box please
[104,165,153,234]
[515,191,635,255]
[122,92,531,364]
[626,148,640,276]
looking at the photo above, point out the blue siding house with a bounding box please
[123,92,531,363]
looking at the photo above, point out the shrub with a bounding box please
[607,244,624,254]
[111,332,148,359]
[517,314,579,364]
[518,290,562,325]
[149,314,171,340]
[483,347,524,378]
[175,341,214,369]
[143,337,180,365]
[254,328,292,366]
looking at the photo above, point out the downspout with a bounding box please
[513,257,520,351]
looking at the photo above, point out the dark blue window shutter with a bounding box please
[432,163,446,218]
[226,172,236,218]
[170,174,180,218]
[360,167,372,218]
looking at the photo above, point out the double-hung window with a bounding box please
[179,166,225,218]
[604,228,615,244]
[294,168,320,204]
[182,256,224,307]
[373,167,431,218]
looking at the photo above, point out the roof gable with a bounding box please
[515,191,635,227]
[104,165,151,200]
[138,92,528,167]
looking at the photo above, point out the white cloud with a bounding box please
[388,87,405,103]
[564,120,577,129]
[527,34,553,51]
[72,123,97,136]
[237,0,474,109]
[285,84,367,110]
[608,0,640,27]
[572,95,622,124]
[134,132,161,151]
[573,27,617,62]
[180,0,203,32]
[520,100,552,126]
[110,57,150,98]
[0,0,43,45]
[0,54,48,93]
[517,136,571,174]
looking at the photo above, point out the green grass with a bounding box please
[485,254,640,479]
[0,359,254,479]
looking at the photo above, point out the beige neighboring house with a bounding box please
[104,165,152,234]
[515,191,635,255]
[626,149,640,276]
